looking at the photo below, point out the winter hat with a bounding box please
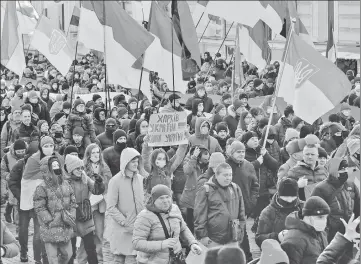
[286,134,320,155]
[63,145,78,156]
[14,84,23,93]
[278,178,298,197]
[62,101,71,110]
[340,102,351,111]
[28,91,38,99]
[318,147,328,159]
[230,141,246,155]
[284,128,300,143]
[253,78,263,88]
[209,152,226,169]
[92,94,101,102]
[128,97,138,105]
[302,196,330,216]
[117,106,128,118]
[259,239,289,264]
[73,126,85,137]
[292,116,303,129]
[21,104,32,113]
[11,100,22,113]
[222,93,232,101]
[65,154,84,173]
[347,137,360,156]
[258,117,269,130]
[238,92,248,100]
[217,246,246,264]
[215,104,225,114]
[62,83,69,90]
[37,120,48,131]
[73,98,85,109]
[13,139,27,151]
[113,129,127,142]
[40,136,54,148]
[299,125,314,138]
[105,117,117,126]
[233,98,243,111]
[241,131,258,144]
[151,184,172,202]
[216,122,228,133]
[50,123,62,134]
[54,112,66,122]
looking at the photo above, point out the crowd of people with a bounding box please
[0,49,360,264]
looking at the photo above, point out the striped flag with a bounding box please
[1,1,26,77]
[277,30,351,124]
[16,1,39,34]
[31,15,74,76]
[69,6,80,27]
[326,1,337,63]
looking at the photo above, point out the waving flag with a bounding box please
[16,1,39,34]
[326,1,337,63]
[277,31,351,124]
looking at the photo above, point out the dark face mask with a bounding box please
[106,126,116,134]
[338,172,348,184]
[53,169,62,176]
[115,141,126,151]
[54,132,62,139]
[332,135,343,147]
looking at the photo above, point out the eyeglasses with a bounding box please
[74,167,84,172]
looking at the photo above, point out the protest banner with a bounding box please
[148,111,188,147]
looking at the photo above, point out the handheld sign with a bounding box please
[148,112,188,147]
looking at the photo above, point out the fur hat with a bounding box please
[302,196,330,216]
[241,131,258,144]
[284,128,300,143]
[259,239,289,264]
[278,178,298,197]
[65,154,84,173]
[151,184,172,202]
[209,152,226,169]
[40,136,54,148]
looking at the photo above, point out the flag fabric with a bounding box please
[1,1,26,77]
[277,30,352,124]
[44,1,64,9]
[69,6,80,27]
[171,0,201,80]
[78,1,156,91]
[234,24,243,88]
[30,15,74,76]
[326,1,337,63]
[144,1,187,94]
[16,1,39,34]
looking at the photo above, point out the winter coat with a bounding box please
[106,148,145,255]
[40,87,54,111]
[96,131,113,150]
[226,157,259,217]
[223,105,240,138]
[281,211,328,264]
[0,143,21,182]
[337,112,355,131]
[188,117,223,154]
[11,123,40,155]
[33,156,76,243]
[277,154,299,186]
[280,147,290,164]
[49,101,63,121]
[180,146,209,209]
[8,156,30,202]
[196,168,214,194]
[64,110,97,144]
[256,194,304,248]
[274,117,293,147]
[0,115,21,158]
[194,177,246,244]
[25,99,51,124]
[167,147,186,194]
[102,146,122,176]
[93,118,105,136]
[185,92,214,113]
[133,203,197,264]
[0,220,20,259]
[311,158,360,242]
[67,171,105,237]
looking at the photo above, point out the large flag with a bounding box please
[326,1,337,63]
[277,30,351,124]
[78,1,155,91]
[1,1,26,77]
[171,0,201,80]
[31,15,74,76]
[16,1,39,34]
[144,1,187,93]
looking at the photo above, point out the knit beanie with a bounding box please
[209,152,226,169]
[222,93,232,101]
[216,122,228,133]
[299,125,314,139]
[128,97,138,105]
[151,184,172,202]
[113,129,127,142]
[233,99,243,111]
[21,104,32,113]
[54,112,66,122]
[105,117,116,126]
[64,145,78,156]
[62,101,71,110]
[117,106,128,118]
[284,128,300,143]
[40,136,54,148]
[302,196,330,216]
[217,246,246,264]
[258,117,269,130]
[318,147,328,159]
[92,94,102,102]
[230,141,246,155]
[215,104,225,114]
[37,120,48,131]
[13,139,27,151]
[347,137,360,156]
[73,98,85,110]
[259,239,289,264]
[278,178,298,197]
[340,102,351,111]
[253,78,263,88]
[292,116,303,129]
[73,126,85,137]
[241,131,258,144]
[65,154,84,173]
[238,92,248,100]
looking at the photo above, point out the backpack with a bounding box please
[203,182,241,199]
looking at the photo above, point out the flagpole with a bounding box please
[262,19,296,149]
[102,0,109,115]
[171,3,176,110]
[70,42,78,110]
[195,12,204,28]
[198,19,211,43]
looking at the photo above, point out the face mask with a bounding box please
[156,160,167,168]
[338,171,348,184]
[266,139,275,144]
[90,156,99,163]
[198,91,205,97]
[310,216,327,232]
[116,141,126,149]
[54,132,62,139]
[53,169,62,175]
[201,126,209,134]
[42,147,54,156]
[279,196,297,203]
[342,110,351,117]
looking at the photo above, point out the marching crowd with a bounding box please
[0,50,360,264]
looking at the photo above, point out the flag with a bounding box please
[69,6,80,27]
[31,15,74,76]
[144,1,187,93]
[326,1,337,63]
[1,1,26,77]
[277,30,351,124]
[238,22,270,69]
[171,0,201,80]
[234,24,243,89]
[16,1,39,34]
[259,1,285,36]
[78,1,156,92]
[44,1,64,9]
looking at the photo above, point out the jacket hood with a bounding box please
[39,87,50,101]
[191,98,203,115]
[40,156,63,188]
[93,107,105,122]
[285,211,318,236]
[272,193,301,211]
[119,147,145,176]
[195,116,212,138]
[279,116,292,127]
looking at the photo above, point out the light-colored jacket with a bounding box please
[106,148,145,256]
[0,220,20,259]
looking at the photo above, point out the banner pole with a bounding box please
[70,41,78,110]
[195,12,204,28]
[102,0,109,115]
[198,19,211,43]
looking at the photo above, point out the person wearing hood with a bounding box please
[311,158,360,244]
[0,106,8,142]
[221,93,232,109]
[127,97,138,119]
[106,148,145,263]
[96,117,118,150]
[274,105,295,147]
[127,118,148,149]
[223,99,243,138]
[214,122,230,152]
[64,154,105,264]
[49,79,60,94]
[337,102,355,131]
[103,129,127,176]
[37,120,49,137]
[280,128,300,164]
[50,123,65,153]
[185,84,214,113]
[188,117,223,154]
[133,184,201,264]
[187,98,206,132]
[256,178,304,248]
[39,86,54,111]
[211,104,227,130]
[33,156,76,264]
[262,78,275,96]
[93,107,106,136]
[280,196,330,264]
[10,85,25,110]
[248,239,290,264]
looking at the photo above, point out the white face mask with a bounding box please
[306,216,328,232]
[90,156,99,163]
[42,147,54,156]
[198,91,205,97]
[155,160,166,168]
[266,139,275,144]
[279,196,297,203]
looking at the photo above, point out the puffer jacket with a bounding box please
[188,117,223,154]
[167,147,186,194]
[106,148,145,256]
[0,114,21,158]
[194,177,246,244]
[96,131,113,150]
[33,156,76,243]
[226,157,259,217]
[277,153,301,186]
[274,117,293,147]
[180,145,209,209]
[133,203,197,264]
[64,110,96,144]
[255,194,304,248]
[311,158,360,242]
[1,220,20,259]
[11,123,40,155]
[281,211,328,264]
